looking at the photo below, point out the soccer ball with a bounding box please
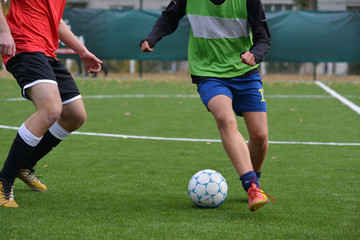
[187,169,228,208]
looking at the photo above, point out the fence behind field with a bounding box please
[60,9,360,63]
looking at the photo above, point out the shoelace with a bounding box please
[1,181,15,200]
[23,170,38,184]
[249,177,276,204]
[259,189,276,204]
[9,185,15,200]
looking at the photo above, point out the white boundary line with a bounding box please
[315,80,360,115]
[0,124,359,146]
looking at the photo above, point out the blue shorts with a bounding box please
[197,73,267,116]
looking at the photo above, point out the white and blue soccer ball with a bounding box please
[188,169,228,208]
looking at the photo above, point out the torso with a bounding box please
[2,0,66,65]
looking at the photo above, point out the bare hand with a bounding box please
[0,31,16,56]
[241,51,256,66]
[80,51,103,74]
[141,41,153,52]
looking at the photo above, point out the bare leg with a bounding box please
[243,112,268,172]
[207,95,253,176]
[25,83,63,136]
[21,98,86,171]
[0,83,61,181]
[58,98,87,132]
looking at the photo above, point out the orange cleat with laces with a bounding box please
[247,183,275,211]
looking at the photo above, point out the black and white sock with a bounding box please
[0,123,42,182]
[22,121,70,170]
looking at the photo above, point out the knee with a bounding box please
[67,110,87,130]
[249,131,268,146]
[75,111,87,127]
[214,112,236,130]
[43,106,62,126]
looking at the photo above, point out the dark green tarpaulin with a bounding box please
[61,9,190,60]
[61,9,360,63]
[266,11,360,62]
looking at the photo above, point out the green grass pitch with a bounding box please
[0,77,359,239]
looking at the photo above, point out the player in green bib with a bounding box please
[141,0,275,211]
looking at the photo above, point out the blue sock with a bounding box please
[239,171,259,192]
[256,171,261,181]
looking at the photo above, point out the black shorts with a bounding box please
[6,52,81,104]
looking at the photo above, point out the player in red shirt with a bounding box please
[0,0,102,207]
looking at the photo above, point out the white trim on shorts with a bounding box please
[23,79,58,100]
[62,95,82,105]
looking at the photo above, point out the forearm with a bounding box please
[249,40,271,64]
[141,0,186,48]
[145,15,178,48]
[0,2,10,35]
[58,20,88,57]
[0,1,16,56]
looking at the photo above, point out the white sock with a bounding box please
[49,122,70,140]
[18,123,42,147]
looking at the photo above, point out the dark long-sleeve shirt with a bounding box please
[142,0,271,82]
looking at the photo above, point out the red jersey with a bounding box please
[2,0,66,66]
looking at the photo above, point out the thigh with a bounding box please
[243,111,268,138]
[26,82,62,111]
[207,94,234,119]
[61,97,86,120]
